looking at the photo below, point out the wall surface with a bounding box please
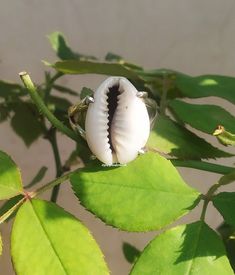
[1,0,235,274]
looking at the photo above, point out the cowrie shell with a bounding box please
[85,77,150,165]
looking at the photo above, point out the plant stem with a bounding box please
[44,72,63,102]
[19,71,83,143]
[31,169,78,198]
[171,159,234,175]
[200,183,220,221]
[47,128,63,202]
[0,169,78,223]
[199,172,235,221]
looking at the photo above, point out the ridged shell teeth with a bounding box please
[85,77,150,165]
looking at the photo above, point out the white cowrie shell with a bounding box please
[85,77,150,165]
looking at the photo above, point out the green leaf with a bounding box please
[122,242,140,264]
[0,195,23,222]
[105,52,143,70]
[11,199,109,275]
[48,31,96,61]
[25,166,48,189]
[48,31,78,60]
[131,221,233,275]
[147,116,232,159]
[105,52,123,62]
[218,222,235,272]
[49,60,145,84]
[11,102,44,146]
[0,151,23,200]
[169,100,235,134]
[176,74,235,104]
[70,152,200,231]
[213,192,235,227]
[80,87,93,100]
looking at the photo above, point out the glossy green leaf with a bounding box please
[11,102,43,146]
[50,60,144,84]
[147,116,232,159]
[169,100,235,134]
[122,242,140,264]
[176,74,235,104]
[70,152,200,231]
[0,151,23,200]
[48,32,96,61]
[213,192,235,227]
[131,221,233,275]
[11,199,109,275]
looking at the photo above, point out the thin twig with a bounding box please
[19,71,83,143]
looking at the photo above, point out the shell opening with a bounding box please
[107,84,121,153]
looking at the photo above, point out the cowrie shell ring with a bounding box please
[69,77,156,165]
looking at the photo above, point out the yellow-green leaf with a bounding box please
[11,199,109,275]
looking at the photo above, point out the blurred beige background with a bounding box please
[1,0,235,274]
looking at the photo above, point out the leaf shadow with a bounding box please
[174,221,226,265]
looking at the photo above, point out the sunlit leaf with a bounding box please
[131,221,233,275]
[147,116,232,159]
[0,151,23,200]
[49,60,145,85]
[169,100,235,134]
[11,199,109,275]
[176,74,235,104]
[213,192,235,227]
[71,152,200,231]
